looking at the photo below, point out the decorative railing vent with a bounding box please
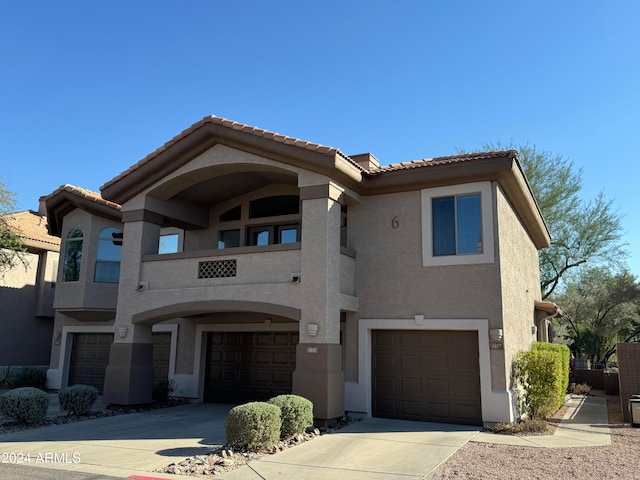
[198,259,237,278]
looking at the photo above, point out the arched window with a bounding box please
[95,227,123,283]
[63,228,83,282]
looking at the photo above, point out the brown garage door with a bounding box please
[372,330,481,425]
[204,331,298,403]
[68,333,114,394]
[152,332,171,383]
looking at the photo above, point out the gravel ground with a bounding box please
[428,392,640,479]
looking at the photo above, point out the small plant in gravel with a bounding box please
[0,366,17,389]
[268,394,313,438]
[571,382,592,395]
[492,418,550,435]
[59,384,98,416]
[0,387,49,424]
[152,379,176,404]
[225,402,282,452]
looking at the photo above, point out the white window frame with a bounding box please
[421,181,494,266]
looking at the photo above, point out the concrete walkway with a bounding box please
[471,395,611,448]
[0,394,612,479]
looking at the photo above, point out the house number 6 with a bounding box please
[391,216,399,229]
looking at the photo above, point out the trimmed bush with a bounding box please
[532,342,570,395]
[268,394,313,438]
[14,368,47,390]
[0,387,50,424]
[225,402,282,452]
[59,384,98,416]
[514,348,564,419]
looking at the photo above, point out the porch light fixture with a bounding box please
[117,326,129,339]
[489,328,503,342]
[307,323,319,337]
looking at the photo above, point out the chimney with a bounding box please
[350,153,380,171]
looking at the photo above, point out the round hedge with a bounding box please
[268,394,313,438]
[0,387,50,424]
[225,402,282,452]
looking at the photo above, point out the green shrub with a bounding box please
[225,402,282,452]
[152,379,176,403]
[14,368,47,390]
[59,384,98,415]
[532,342,570,395]
[514,348,564,419]
[268,394,313,438]
[0,387,50,424]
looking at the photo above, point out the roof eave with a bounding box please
[44,189,122,236]
[100,119,364,205]
[362,153,551,249]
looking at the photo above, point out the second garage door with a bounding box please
[204,331,298,403]
[372,330,482,425]
[68,333,114,394]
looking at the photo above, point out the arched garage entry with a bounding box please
[133,300,301,403]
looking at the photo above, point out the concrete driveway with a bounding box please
[0,402,480,480]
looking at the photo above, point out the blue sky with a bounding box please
[1,1,638,276]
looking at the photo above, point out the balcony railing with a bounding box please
[141,244,301,290]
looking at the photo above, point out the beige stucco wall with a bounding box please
[54,208,120,311]
[0,248,56,365]
[350,189,502,321]
[495,185,541,390]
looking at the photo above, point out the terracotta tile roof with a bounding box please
[43,184,121,211]
[366,150,519,175]
[102,115,362,191]
[1,210,60,248]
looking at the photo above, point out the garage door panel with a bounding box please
[401,400,422,416]
[423,356,448,372]
[428,402,451,419]
[428,378,450,395]
[402,377,421,392]
[374,353,394,369]
[401,354,421,369]
[374,376,395,391]
[273,351,290,364]
[372,330,481,425]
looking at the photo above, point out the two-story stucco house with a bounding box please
[43,116,552,426]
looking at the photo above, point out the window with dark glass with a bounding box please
[218,229,241,249]
[63,228,83,282]
[219,205,242,222]
[95,228,123,283]
[249,195,299,218]
[432,193,482,256]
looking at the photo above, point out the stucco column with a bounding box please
[103,214,161,405]
[293,187,345,420]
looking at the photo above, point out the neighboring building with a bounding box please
[0,208,60,367]
[43,115,552,425]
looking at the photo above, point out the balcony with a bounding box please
[141,243,301,290]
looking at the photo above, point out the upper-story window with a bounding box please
[158,227,184,254]
[95,227,123,283]
[249,195,299,218]
[217,195,301,249]
[421,182,494,266]
[62,228,83,282]
[432,193,482,256]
